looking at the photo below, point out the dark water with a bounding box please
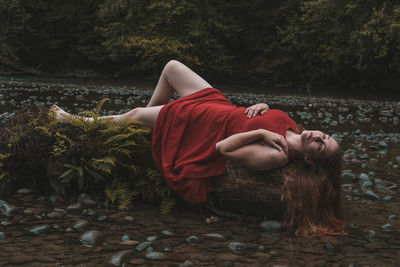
[0,77,399,266]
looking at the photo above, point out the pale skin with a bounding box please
[51,60,338,171]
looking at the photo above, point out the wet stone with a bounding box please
[161,230,173,236]
[228,242,247,254]
[125,216,134,222]
[179,260,194,267]
[78,193,97,206]
[204,233,225,241]
[388,215,397,220]
[16,188,33,194]
[109,250,135,266]
[80,230,104,247]
[48,195,57,203]
[97,215,107,221]
[136,241,153,251]
[381,223,392,231]
[47,211,63,218]
[122,235,131,242]
[363,230,376,240]
[260,220,282,232]
[67,202,83,212]
[0,232,5,239]
[0,200,17,216]
[146,251,167,260]
[147,236,157,242]
[186,235,200,245]
[82,208,96,216]
[363,190,380,201]
[73,220,90,231]
[30,225,48,236]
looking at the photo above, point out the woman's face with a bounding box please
[301,130,339,160]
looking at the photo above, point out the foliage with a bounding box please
[0,103,176,213]
[0,0,399,90]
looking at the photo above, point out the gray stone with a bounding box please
[358,173,369,182]
[47,211,63,218]
[121,235,130,242]
[16,188,33,194]
[0,200,17,216]
[381,223,392,231]
[125,216,134,222]
[228,242,247,254]
[48,195,57,203]
[66,202,83,212]
[186,235,200,244]
[96,215,107,222]
[361,181,373,188]
[1,221,11,226]
[109,250,135,266]
[378,141,388,148]
[204,233,225,241]
[383,196,393,201]
[80,230,103,247]
[0,232,5,239]
[136,241,153,251]
[30,225,48,236]
[78,193,96,206]
[161,230,173,236]
[81,208,96,216]
[179,260,194,267]
[146,251,167,260]
[73,220,90,231]
[260,220,282,232]
[147,236,157,242]
[388,215,397,220]
[363,190,380,201]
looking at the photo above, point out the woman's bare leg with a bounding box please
[51,105,163,128]
[147,60,212,107]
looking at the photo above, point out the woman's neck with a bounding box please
[285,130,305,159]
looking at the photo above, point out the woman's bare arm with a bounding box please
[215,129,289,171]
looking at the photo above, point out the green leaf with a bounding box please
[59,168,75,179]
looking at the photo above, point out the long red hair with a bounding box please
[281,126,345,237]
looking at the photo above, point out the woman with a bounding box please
[52,60,344,236]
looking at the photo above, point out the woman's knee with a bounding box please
[125,108,140,121]
[164,60,187,76]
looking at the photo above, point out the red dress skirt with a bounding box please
[152,88,297,203]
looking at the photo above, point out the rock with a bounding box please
[388,215,397,220]
[66,202,83,212]
[363,190,380,201]
[0,232,5,239]
[81,208,96,216]
[109,250,135,266]
[96,215,107,222]
[147,236,157,242]
[228,242,247,254]
[78,194,96,206]
[125,216,134,222]
[341,171,355,183]
[363,229,376,240]
[260,220,282,232]
[1,221,11,226]
[122,235,131,242]
[204,233,225,241]
[179,260,194,267]
[30,225,48,236]
[361,181,373,188]
[186,235,200,245]
[145,252,167,260]
[80,230,104,247]
[161,230,173,236]
[325,242,334,251]
[0,200,17,216]
[378,141,388,148]
[383,196,393,201]
[16,188,33,194]
[136,241,153,251]
[48,195,57,203]
[47,211,63,218]
[381,223,392,231]
[358,173,369,183]
[73,220,90,231]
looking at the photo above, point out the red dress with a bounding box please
[152,88,298,203]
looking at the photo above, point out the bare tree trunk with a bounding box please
[209,160,287,219]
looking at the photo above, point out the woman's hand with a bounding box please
[245,103,270,118]
[261,130,288,154]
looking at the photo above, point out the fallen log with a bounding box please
[209,160,287,219]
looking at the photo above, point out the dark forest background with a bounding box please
[1,0,399,91]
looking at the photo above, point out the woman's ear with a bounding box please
[304,156,314,166]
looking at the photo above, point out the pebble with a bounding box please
[179,260,194,267]
[381,223,392,231]
[66,202,83,212]
[73,220,90,231]
[29,225,48,236]
[228,242,247,254]
[80,230,104,247]
[125,216,134,222]
[388,215,397,220]
[363,190,380,201]
[204,233,225,241]
[122,235,131,242]
[47,211,63,218]
[363,229,376,240]
[96,215,107,221]
[384,196,393,201]
[361,181,373,188]
[136,241,153,251]
[145,251,167,260]
[358,173,369,182]
[78,193,96,206]
[260,220,282,232]
[48,195,57,203]
[378,141,388,148]
[186,235,200,244]
[109,250,135,266]
[325,242,334,251]
[0,200,17,216]
[0,232,5,239]
[147,236,157,242]
[161,230,173,236]
[16,188,33,194]
[81,208,96,216]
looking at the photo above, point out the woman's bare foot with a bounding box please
[50,105,71,123]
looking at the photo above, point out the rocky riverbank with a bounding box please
[0,78,399,266]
